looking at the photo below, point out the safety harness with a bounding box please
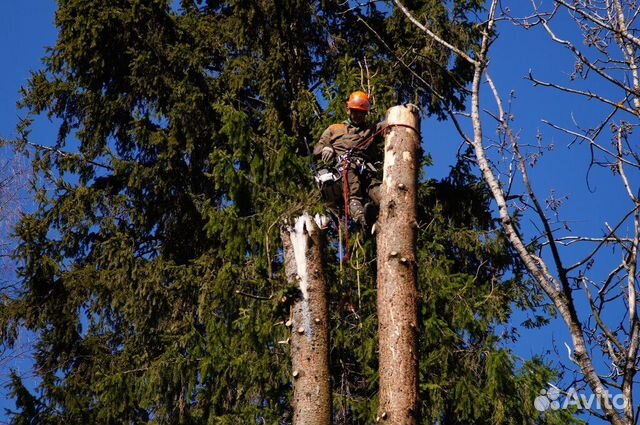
[314,122,419,261]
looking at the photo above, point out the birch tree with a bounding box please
[388,0,640,423]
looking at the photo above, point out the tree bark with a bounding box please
[376,105,421,424]
[282,213,332,425]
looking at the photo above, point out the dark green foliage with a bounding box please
[4,372,53,425]
[2,0,575,424]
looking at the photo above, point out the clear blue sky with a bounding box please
[0,2,635,423]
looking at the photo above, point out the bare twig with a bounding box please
[392,0,478,66]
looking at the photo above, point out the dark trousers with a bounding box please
[319,165,380,221]
[344,166,380,221]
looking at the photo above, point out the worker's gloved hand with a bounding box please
[321,147,335,163]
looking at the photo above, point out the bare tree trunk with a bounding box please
[376,105,421,424]
[282,214,332,425]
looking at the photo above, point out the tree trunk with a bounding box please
[282,213,332,425]
[376,105,421,424]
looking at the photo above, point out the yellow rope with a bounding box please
[349,232,366,270]
[349,232,367,310]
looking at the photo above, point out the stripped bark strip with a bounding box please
[376,105,421,424]
[282,213,332,425]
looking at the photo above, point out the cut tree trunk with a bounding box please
[376,105,421,424]
[281,213,332,425]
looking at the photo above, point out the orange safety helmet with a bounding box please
[346,91,370,112]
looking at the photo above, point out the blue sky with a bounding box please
[0,2,58,421]
[0,3,57,142]
[1,1,636,423]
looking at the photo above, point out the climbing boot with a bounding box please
[349,199,367,228]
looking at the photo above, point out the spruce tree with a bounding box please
[2,1,576,424]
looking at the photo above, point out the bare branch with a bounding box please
[1,137,115,172]
[599,263,626,297]
[567,206,638,271]
[622,205,640,423]
[554,0,640,49]
[616,126,637,201]
[234,289,273,301]
[542,119,640,169]
[580,276,625,354]
[529,1,639,103]
[553,236,634,245]
[392,0,479,65]
[528,74,637,116]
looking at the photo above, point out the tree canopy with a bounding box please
[2,1,574,423]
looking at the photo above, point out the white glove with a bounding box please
[321,146,335,163]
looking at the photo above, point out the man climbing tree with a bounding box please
[313,91,383,228]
